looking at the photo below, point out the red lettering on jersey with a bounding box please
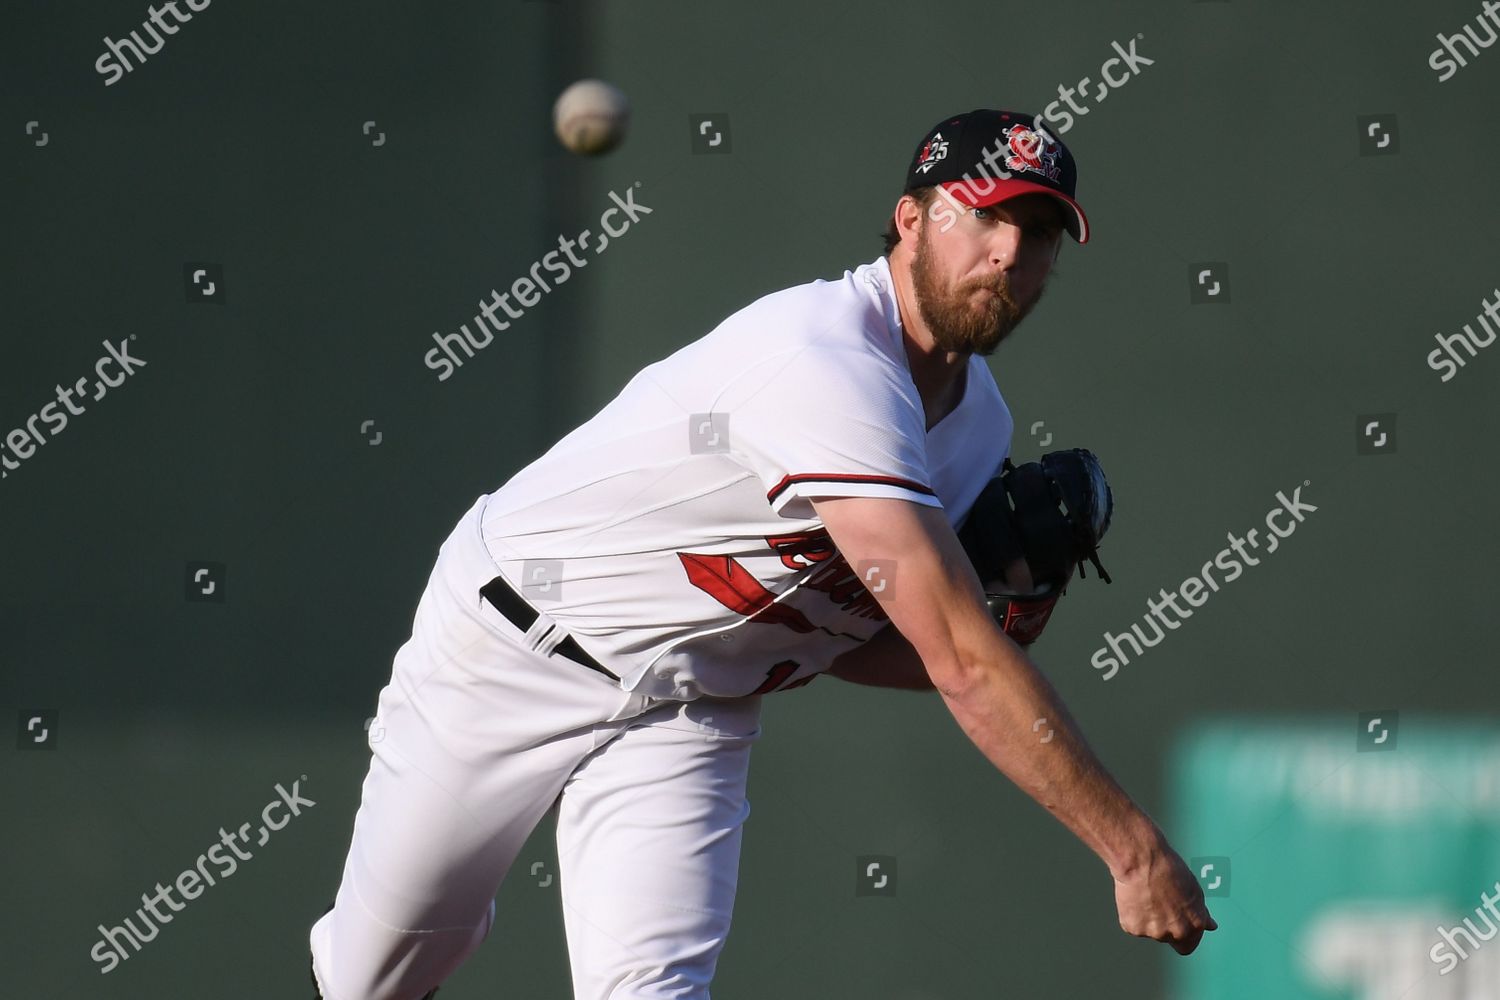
[678,551,817,632]
[805,555,888,621]
[750,659,818,695]
[765,528,838,571]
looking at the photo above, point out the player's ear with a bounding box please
[894,193,927,243]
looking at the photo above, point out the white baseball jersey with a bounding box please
[480,254,1013,700]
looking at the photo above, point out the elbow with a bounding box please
[918,626,990,695]
[925,654,978,700]
[930,620,1038,701]
[926,630,1010,699]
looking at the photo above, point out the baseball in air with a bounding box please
[553,79,630,156]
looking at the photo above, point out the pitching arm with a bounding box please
[827,625,934,690]
[828,623,1036,691]
[811,494,1214,954]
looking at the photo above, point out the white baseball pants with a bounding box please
[309,495,764,1000]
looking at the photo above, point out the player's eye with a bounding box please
[971,207,994,221]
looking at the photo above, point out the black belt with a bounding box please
[479,575,620,682]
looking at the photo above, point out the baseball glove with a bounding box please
[956,447,1113,645]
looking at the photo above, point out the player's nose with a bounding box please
[989,224,1024,271]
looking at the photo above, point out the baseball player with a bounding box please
[309,108,1215,1000]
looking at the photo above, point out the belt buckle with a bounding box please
[522,608,568,658]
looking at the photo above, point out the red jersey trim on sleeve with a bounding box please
[766,472,937,505]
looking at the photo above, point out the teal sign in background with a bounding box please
[1173,720,1500,1000]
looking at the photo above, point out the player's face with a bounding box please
[911,193,1064,356]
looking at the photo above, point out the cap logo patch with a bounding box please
[1002,124,1062,183]
[914,132,950,173]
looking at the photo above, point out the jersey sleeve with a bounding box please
[723,347,938,519]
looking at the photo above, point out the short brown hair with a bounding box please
[881,187,940,257]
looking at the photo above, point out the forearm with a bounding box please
[938,636,1158,875]
[828,625,935,690]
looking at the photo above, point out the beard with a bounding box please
[910,222,1045,356]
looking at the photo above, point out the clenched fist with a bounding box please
[1112,827,1218,955]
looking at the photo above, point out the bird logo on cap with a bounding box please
[1002,124,1062,183]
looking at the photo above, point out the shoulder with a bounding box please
[721,342,920,432]
[711,257,903,359]
[712,258,915,399]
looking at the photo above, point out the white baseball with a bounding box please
[552,79,630,156]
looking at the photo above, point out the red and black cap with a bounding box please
[904,109,1089,244]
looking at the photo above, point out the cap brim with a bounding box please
[940,178,1090,245]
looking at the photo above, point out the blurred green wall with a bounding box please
[4,1,1498,997]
